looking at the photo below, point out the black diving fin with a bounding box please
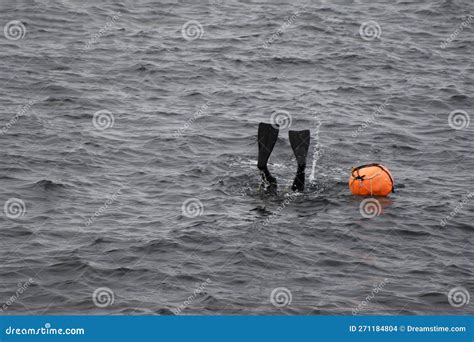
[289,129,310,192]
[257,122,279,193]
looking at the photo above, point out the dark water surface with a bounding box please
[0,0,472,315]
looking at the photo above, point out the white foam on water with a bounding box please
[309,113,322,184]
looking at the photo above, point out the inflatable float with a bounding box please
[349,163,394,197]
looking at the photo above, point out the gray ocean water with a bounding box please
[0,0,473,315]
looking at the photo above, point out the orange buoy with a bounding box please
[349,163,394,197]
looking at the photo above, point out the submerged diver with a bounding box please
[257,122,310,193]
[257,122,395,197]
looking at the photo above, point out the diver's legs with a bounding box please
[257,123,279,192]
[289,130,310,192]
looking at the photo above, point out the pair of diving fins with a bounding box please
[257,122,310,193]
